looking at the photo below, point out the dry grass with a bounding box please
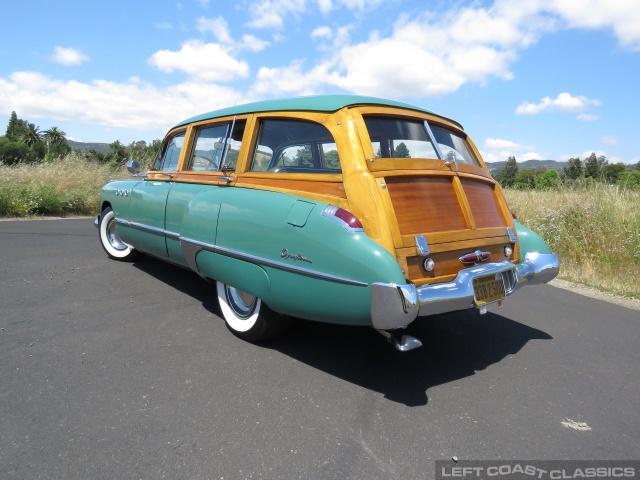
[2,156,638,299]
[0,154,130,217]
[505,184,640,299]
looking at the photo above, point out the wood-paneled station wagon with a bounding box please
[96,96,559,351]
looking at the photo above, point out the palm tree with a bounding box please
[42,126,67,146]
[21,123,42,147]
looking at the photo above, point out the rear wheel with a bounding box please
[216,282,289,341]
[99,207,141,261]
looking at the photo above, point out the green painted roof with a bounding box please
[174,95,462,129]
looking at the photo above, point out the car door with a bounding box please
[127,131,185,258]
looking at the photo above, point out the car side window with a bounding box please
[250,119,341,173]
[187,120,246,172]
[155,132,185,170]
[430,126,479,166]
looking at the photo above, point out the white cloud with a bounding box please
[0,71,244,132]
[601,135,619,145]
[196,16,233,44]
[481,137,542,163]
[241,34,271,52]
[311,26,332,39]
[484,138,534,150]
[544,0,640,50]
[577,113,599,122]
[155,22,173,30]
[516,92,601,115]
[50,47,89,66]
[148,40,249,81]
[196,0,210,6]
[246,0,306,29]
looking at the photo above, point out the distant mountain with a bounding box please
[484,159,568,173]
[66,140,113,154]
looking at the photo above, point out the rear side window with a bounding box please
[188,120,246,172]
[430,126,479,166]
[155,132,185,170]
[250,119,341,173]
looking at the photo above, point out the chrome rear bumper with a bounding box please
[371,252,559,330]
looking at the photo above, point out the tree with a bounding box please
[584,152,607,179]
[5,111,27,141]
[0,136,29,165]
[514,168,535,189]
[535,169,560,189]
[394,142,411,158]
[602,163,627,184]
[21,123,42,147]
[324,149,340,169]
[42,126,67,146]
[564,157,583,180]
[495,156,518,187]
[293,145,313,167]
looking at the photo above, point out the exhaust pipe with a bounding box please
[375,329,422,352]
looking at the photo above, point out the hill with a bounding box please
[484,159,568,173]
[66,140,113,154]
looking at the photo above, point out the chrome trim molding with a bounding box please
[94,215,100,229]
[415,235,430,255]
[371,253,560,330]
[507,227,517,243]
[115,218,180,239]
[181,239,203,276]
[180,237,368,287]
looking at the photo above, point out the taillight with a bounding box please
[511,211,518,220]
[322,205,364,232]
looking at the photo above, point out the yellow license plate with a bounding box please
[473,274,506,305]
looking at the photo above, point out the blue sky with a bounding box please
[1,0,639,164]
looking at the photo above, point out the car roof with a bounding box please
[174,95,463,129]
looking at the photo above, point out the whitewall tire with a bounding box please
[99,207,141,261]
[216,281,289,341]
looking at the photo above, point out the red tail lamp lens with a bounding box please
[511,211,518,220]
[333,208,363,230]
[322,205,364,231]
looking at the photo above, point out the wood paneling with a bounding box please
[460,178,506,228]
[406,243,511,282]
[385,176,467,235]
[235,176,347,198]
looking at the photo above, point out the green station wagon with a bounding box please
[96,95,559,351]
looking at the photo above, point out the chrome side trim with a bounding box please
[180,237,369,287]
[507,227,517,243]
[115,218,180,239]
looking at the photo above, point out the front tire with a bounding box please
[99,207,141,261]
[216,282,289,342]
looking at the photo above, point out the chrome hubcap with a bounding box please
[106,218,127,251]
[225,286,257,318]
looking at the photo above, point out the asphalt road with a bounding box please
[1,218,638,480]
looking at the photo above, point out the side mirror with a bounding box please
[126,160,142,175]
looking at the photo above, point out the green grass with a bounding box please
[505,184,640,299]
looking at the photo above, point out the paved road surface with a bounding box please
[1,219,638,479]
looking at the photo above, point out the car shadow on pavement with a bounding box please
[133,256,552,407]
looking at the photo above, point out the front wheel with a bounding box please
[99,207,141,261]
[216,282,289,342]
